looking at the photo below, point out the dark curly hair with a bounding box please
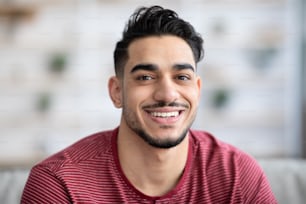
[114,5,204,78]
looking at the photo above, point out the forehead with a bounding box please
[125,36,195,71]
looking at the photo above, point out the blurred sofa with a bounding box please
[0,168,29,204]
[258,159,306,204]
[1,159,305,204]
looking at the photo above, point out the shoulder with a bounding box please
[188,130,277,203]
[34,128,117,172]
[22,129,119,203]
[189,129,260,170]
[189,129,242,154]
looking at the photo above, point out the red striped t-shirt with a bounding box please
[21,128,277,203]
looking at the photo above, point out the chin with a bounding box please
[137,127,189,149]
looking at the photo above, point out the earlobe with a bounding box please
[108,76,122,108]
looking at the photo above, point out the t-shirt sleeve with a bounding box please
[21,165,71,203]
[237,153,278,204]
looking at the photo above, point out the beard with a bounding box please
[129,124,189,149]
[122,101,196,149]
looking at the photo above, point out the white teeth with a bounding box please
[151,111,179,118]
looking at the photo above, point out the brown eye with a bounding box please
[177,75,190,81]
[137,75,153,81]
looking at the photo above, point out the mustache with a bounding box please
[143,101,189,109]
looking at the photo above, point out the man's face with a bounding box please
[118,35,201,148]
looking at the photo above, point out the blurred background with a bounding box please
[0,0,305,203]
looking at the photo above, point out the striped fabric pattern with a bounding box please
[21,128,277,203]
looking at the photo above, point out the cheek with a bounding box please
[184,87,201,107]
[123,86,152,106]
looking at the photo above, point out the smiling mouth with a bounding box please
[150,111,180,118]
[145,110,184,124]
[143,102,187,120]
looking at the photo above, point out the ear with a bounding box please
[108,76,122,108]
[196,76,202,99]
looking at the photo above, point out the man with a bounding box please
[22,6,277,203]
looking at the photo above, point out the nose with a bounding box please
[153,77,179,103]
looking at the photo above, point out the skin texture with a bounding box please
[108,35,201,196]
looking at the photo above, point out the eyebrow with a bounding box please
[130,64,158,73]
[130,63,195,73]
[173,63,195,72]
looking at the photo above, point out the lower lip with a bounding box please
[147,112,182,124]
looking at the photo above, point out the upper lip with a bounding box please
[143,102,188,115]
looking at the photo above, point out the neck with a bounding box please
[117,127,189,197]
